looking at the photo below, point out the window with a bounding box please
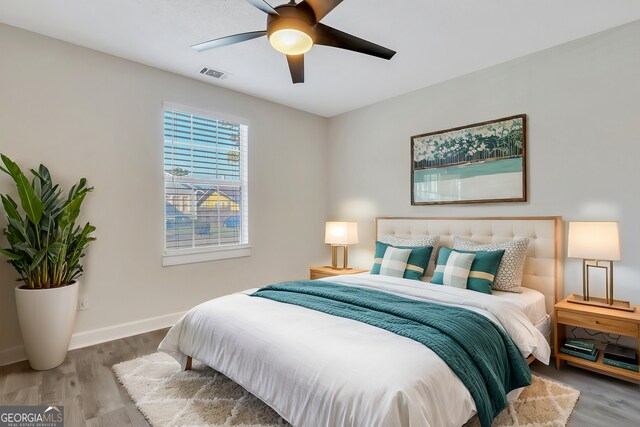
[163,104,249,266]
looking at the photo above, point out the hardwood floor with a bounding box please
[0,329,167,427]
[1,329,638,426]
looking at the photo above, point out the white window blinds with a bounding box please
[163,106,248,255]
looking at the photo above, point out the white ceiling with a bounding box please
[2,1,640,117]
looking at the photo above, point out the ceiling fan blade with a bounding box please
[286,54,305,84]
[300,0,344,22]
[315,23,396,60]
[191,31,267,52]
[245,0,279,15]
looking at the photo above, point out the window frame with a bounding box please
[161,102,250,266]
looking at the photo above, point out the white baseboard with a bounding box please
[0,311,185,367]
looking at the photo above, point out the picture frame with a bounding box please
[411,114,527,205]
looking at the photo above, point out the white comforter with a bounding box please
[159,274,550,427]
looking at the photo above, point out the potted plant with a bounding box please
[0,154,96,370]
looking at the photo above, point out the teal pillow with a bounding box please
[431,247,505,294]
[370,241,433,280]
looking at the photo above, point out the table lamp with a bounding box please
[567,221,631,311]
[325,221,358,269]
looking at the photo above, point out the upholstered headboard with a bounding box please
[376,217,563,314]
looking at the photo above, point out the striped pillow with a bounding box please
[432,247,505,294]
[371,241,434,280]
[379,247,412,278]
[436,250,475,288]
[379,235,440,274]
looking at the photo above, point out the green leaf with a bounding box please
[30,164,52,187]
[29,249,46,272]
[7,216,30,242]
[59,184,92,230]
[66,178,87,203]
[0,248,23,260]
[0,154,44,225]
[1,193,18,210]
[1,194,21,223]
[40,164,52,183]
[13,242,37,257]
[41,185,63,211]
[47,242,63,259]
[32,175,42,199]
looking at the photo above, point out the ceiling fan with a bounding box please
[192,0,396,84]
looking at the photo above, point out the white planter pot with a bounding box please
[15,282,79,370]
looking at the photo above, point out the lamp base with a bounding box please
[330,245,349,270]
[323,266,353,271]
[566,293,635,312]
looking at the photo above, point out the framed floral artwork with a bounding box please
[411,114,527,205]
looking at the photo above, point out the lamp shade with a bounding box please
[325,222,358,245]
[567,221,621,261]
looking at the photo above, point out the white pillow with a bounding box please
[379,247,412,278]
[452,236,530,293]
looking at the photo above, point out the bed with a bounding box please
[159,216,563,427]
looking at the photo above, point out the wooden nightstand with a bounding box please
[309,266,368,280]
[554,294,640,383]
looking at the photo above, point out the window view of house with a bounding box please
[163,109,248,251]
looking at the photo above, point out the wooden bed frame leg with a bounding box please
[185,356,192,371]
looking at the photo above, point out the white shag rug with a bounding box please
[113,352,579,427]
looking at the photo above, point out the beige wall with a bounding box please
[0,24,328,360]
[327,21,640,305]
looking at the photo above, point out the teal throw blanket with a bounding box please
[251,281,531,427]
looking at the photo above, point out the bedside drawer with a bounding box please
[557,310,638,336]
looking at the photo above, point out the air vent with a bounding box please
[199,67,230,80]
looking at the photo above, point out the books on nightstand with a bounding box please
[603,358,639,371]
[560,339,598,362]
[560,340,639,371]
[564,339,596,353]
[603,344,639,372]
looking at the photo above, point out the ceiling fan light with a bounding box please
[269,29,313,55]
